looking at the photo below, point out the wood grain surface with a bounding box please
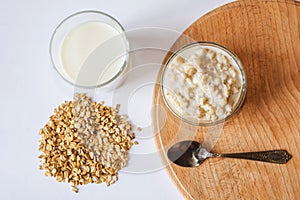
[152,0,300,199]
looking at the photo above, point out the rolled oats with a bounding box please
[38,93,137,193]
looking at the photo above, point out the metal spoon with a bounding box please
[167,140,292,167]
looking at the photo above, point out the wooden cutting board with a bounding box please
[152,0,300,199]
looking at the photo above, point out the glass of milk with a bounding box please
[50,10,130,89]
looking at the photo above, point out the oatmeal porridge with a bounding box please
[162,43,246,124]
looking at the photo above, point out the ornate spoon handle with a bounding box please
[214,150,292,164]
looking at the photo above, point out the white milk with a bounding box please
[60,21,128,87]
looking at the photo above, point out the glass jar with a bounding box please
[161,42,247,126]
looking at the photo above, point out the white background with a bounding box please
[0,0,234,200]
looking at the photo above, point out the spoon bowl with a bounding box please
[167,141,203,167]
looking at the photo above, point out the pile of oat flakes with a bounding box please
[38,93,137,193]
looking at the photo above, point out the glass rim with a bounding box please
[49,10,130,89]
[161,41,247,126]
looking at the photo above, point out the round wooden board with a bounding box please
[152,0,300,199]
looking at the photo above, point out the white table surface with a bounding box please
[0,0,234,199]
